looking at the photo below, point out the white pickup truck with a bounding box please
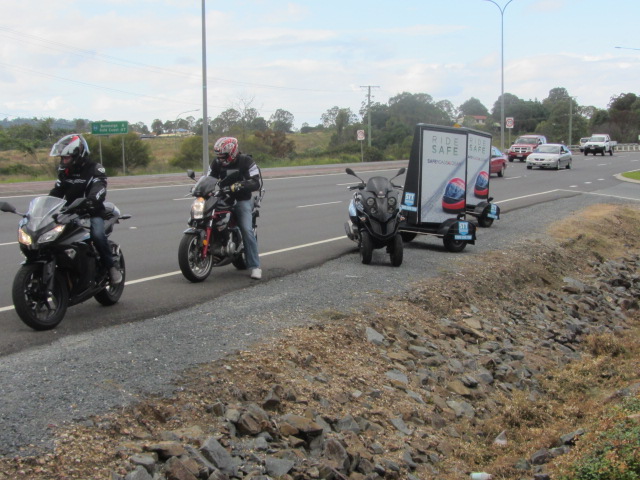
[583,134,617,156]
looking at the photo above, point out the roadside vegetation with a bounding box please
[622,170,640,181]
[2,88,640,182]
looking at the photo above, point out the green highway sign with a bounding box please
[91,121,129,135]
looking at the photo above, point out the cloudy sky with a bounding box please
[1,0,638,130]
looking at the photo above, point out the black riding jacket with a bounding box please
[207,153,261,201]
[49,159,108,214]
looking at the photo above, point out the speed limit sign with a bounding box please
[505,117,514,129]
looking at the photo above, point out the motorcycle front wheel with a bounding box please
[178,234,213,282]
[95,248,126,306]
[12,264,69,331]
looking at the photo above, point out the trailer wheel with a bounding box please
[478,216,494,228]
[443,236,467,253]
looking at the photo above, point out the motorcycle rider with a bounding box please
[209,137,262,279]
[48,134,122,284]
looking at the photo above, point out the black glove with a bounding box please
[85,199,96,214]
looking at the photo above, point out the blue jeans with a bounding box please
[233,199,260,269]
[90,216,114,269]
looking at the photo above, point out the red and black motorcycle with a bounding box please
[178,169,263,282]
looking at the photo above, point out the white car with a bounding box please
[526,143,572,170]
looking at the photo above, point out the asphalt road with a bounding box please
[0,153,638,457]
[0,154,639,357]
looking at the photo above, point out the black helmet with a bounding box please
[50,134,90,168]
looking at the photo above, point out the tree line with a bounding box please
[2,87,639,172]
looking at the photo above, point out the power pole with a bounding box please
[360,85,379,148]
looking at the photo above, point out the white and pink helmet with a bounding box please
[213,137,239,167]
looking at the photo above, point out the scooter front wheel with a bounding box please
[12,264,69,331]
[360,231,373,265]
[178,234,213,282]
[389,234,403,267]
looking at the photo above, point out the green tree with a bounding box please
[170,135,205,169]
[458,97,489,117]
[269,109,295,133]
[254,129,295,157]
[86,133,151,174]
[436,100,458,123]
[491,93,547,137]
[212,108,242,136]
[151,119,164,135]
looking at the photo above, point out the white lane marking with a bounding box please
[297,201,342,208]
[0,235,349,310]
[0,242,17,246]
[0,168,406,200]
[493,189,561,203]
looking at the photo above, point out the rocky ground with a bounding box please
[1,204,639,480]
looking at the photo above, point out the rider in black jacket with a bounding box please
[48,134,122,284]
[208,137,262,279]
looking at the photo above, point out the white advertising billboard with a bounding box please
[466,132,492,206]
[418,129,468,223]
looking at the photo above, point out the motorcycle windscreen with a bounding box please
[24,196,66,231]
[193,176,217,197]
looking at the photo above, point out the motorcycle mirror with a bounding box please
[187,170,195,180]
[390,167,406,181]
[0,202,17,214]
[345,168,364,183]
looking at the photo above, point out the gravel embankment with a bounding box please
[0,193,635,457]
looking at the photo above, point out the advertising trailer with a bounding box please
[465,129,500,228]
[400,124,477,252]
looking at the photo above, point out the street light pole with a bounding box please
[483,0,515,152]
[174,109,200,151]
[201,0,209,175]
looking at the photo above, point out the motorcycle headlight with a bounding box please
[191,197,205,219]
[18,228,32,246]
[388,196,397,207]
[37,225,65,244]
[366,197,375,207]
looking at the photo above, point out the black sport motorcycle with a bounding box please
[0,196,130,330]
[344,167,406,266]
[178,169,263,282]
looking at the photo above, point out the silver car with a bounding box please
[526,143,573,170]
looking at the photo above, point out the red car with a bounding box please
[490,146,507,177]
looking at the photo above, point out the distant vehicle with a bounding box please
[507,134,547,162]
[490,146,507,177]
[579,137,590,152]
[583,134,617,156]
[526,143,573,170]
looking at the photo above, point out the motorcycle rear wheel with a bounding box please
[95,249,126,306]
[178,234,213,282]
[12,264,69,331]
